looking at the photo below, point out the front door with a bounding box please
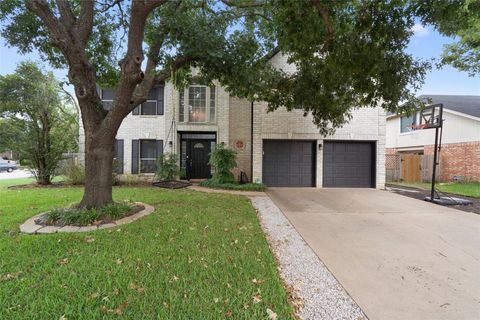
[187,140,211,179]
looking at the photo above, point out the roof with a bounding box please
[388,95,480,119]
[418,95,480,118]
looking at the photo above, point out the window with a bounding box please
[179,91,185,122]
[139,101,157,115]
[189,86,206,122]
[132,86,164,115]
[178,85,216,123]
[140,140,157,173]
[101,87,164,115]
[101,89,116,111]
[400,114,416,133]
[209,85,216,122]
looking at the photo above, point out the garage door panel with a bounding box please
[263,140,315,187]
[323,141,374,188]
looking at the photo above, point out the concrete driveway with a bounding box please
[267,188,480,320]
[0,169,32,180]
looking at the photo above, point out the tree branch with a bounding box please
[311,0,334,52]
[220,0,266,8]
[26,0,65,46]
[55,0,75,26]
[76,1,94,47]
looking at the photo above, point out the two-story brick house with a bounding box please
[80,51,386,188]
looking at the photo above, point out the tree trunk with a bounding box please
[79,133,115,209]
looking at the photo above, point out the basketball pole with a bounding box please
[428,103,443,202]
[430,126,439,201]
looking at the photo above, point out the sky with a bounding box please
[0,23,478,97]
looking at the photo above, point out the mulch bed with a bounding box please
[387,184,480,215]
[34,204,145,227]
[152,180,191,189]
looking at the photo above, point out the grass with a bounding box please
[0,176,64,188]
[200,179,267,192]
[0,183,293,319]
[389,181,480,198]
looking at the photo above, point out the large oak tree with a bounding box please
[1,0,431,208]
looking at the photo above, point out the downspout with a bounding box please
[250,101,254,182]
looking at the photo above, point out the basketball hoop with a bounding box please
[408,123,428,131]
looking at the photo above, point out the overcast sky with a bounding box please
[0,23,478,97]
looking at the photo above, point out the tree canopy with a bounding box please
[0,0,434,134]
[0,61,78,184]
[1,0,466,208]
[414,0,480,76]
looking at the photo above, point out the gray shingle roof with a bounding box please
[418,95,480,118]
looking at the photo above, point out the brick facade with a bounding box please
[424,142,480,182]
[79,52,387,188]
[228,97,252,181]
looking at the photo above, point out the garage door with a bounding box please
[263,140,315,187]
[323,141,375,188]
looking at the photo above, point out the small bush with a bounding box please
[42,202,139,226]
[155,153,181,181]
[62,162,86,185]
[199,179,266,191]
[208,143,237,183]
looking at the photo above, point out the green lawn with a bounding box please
[0,184,293,319]
[389,181,480,198]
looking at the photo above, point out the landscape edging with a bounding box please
[19,202,154,234]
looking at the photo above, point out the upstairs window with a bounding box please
[178,85,216,123]
[189,86,206,122]
[132,86,164,115]
[101,87,164,115]
[400,114,416,133]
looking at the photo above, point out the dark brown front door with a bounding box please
[187,140,211,179]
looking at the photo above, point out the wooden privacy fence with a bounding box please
[386,154,441,183]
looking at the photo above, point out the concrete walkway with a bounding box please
[267,188,480,320]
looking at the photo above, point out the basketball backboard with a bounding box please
[410,103,443,130]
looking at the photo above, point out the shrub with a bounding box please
[199,179,266,191]
[62,161,86,185]
[208,143,237,183]
[42,202,138,226]
[155,153,181,181]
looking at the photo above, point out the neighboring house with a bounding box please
[0,150,14,160]
[80,52,386,188]
[386,95,480,182]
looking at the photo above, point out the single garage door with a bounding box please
[323,141,375,188]
[263,140,315,187]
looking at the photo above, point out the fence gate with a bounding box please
[401,154,422,182]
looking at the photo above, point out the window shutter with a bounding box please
[132,106,140,115]
[131,140,139,174]
[114,139,124,174]
[157,86,164,115]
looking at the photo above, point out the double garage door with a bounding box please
[262,140,375,188]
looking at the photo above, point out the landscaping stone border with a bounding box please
[19,202,154,234]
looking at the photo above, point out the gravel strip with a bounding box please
[251,196,367,320]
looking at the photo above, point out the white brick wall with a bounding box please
[78,56,386,188]
[251,51,386,188]
[79,80,230,174]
